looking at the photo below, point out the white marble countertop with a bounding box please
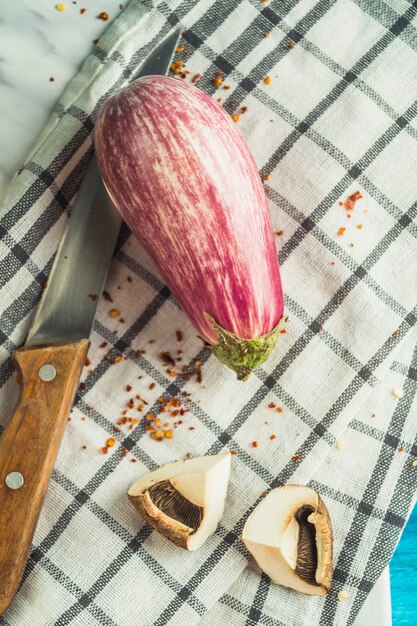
[0,2,392,624]
[0,0,123,199]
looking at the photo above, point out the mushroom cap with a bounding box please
[242,485,333,595]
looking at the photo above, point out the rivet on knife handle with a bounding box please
[0,340,89,615]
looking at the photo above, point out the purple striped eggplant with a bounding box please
[95,75,284,379]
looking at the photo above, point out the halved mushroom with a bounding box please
[128,453,232,550]
[242,485,333,595]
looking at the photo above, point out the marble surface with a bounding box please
[0,2,393,624]
[0,0,123,199]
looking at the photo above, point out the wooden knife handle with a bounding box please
[0,339,89,615]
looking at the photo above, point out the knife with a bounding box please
[0,28,181,615]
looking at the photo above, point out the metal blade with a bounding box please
[26,29,181,347]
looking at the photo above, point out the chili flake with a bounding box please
[113,355,122,363]
[149,382,156,390]
[126,384,132,392]
[80,7,86,13]
[49,77,55,82]
[212,75,223,87]
[231,114,240,122]
[93,38,99,45]
[55,4,67,11]
[276,407,283,413]
[151,429,165,441]
[263,173,270,181]
[251,441,258,448]
[106,437,116,448]
[192,73,202,83]
[264,32,270,38]
[230,450,237,455]
[109,308,120,318]
[165,430,173,439]
[268,402,276,408]
[357,223,363,229]
[293,454,301,462]
[98,11,109,21]
[81,445,87,450]
[289,40,295,49]
[270,434,277,440]
[264,75,271,85]
[337,227,346,236]
[101,446,109,454]
[340,191,363,211]
[176,330,183,341]
[398,447,405,453]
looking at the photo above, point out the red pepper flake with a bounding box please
[289,40,295,49]
[145,412,155,421]
[159,351,176,367]
[270,434,277,440]
[98,11,109,21]
[337,227,346,236]
[121,448,129,457]
[263,173,270,181]
[275,229,284,236]
[393,329,399,337]
[264,75,271,85]
[119,3,123,9]
[92,38,100,45]
[276,407,283,413]
[293,454,301,463]
[340,191,363,211]
[371,412,376,417]
[126,384,132,392]
[357,224,363,229]
[103,291,113,302]
[280,328,286,334]
[130,458,137,463]
[196,368,203,384]
[264,32,270,38]
[251,441,259,448]
[149,382,156,390]
[192,73,202,83]
[113,355,122,364]
[176,330,183,342]
[216,98,222,103]
[230,450,237,455]
[212,75,223,87]
[81,445,87,450]
[106,437,116,448]
[231,113,240,122]
[398,447,405,453]
[165,430,173,438]
[240,106,248,114]
[189,426,195,431]
[99,341,107,348]
[101,446,109,454]
[85,357,91,367]
[268,402,276,408]
[80,7,86,13]
[176,44,185,52]
[151,430,165,441]
[79,382,86,390]
[49,77,55,82]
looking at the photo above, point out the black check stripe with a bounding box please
[320,341,417,623]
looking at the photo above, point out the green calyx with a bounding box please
[206,313,286,381]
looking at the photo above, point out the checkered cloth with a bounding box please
[1,0,417,624]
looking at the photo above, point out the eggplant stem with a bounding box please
[205,313,286,380]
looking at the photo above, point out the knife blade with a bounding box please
[0,28,181,615]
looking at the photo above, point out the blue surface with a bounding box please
[390,504,417,625]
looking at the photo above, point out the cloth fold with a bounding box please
[1,1,417,625]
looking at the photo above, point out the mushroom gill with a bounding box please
[147,480,203,531]
[242,485,333,595]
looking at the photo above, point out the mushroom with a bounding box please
[242,485,333,595]
[128,453,232,550]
